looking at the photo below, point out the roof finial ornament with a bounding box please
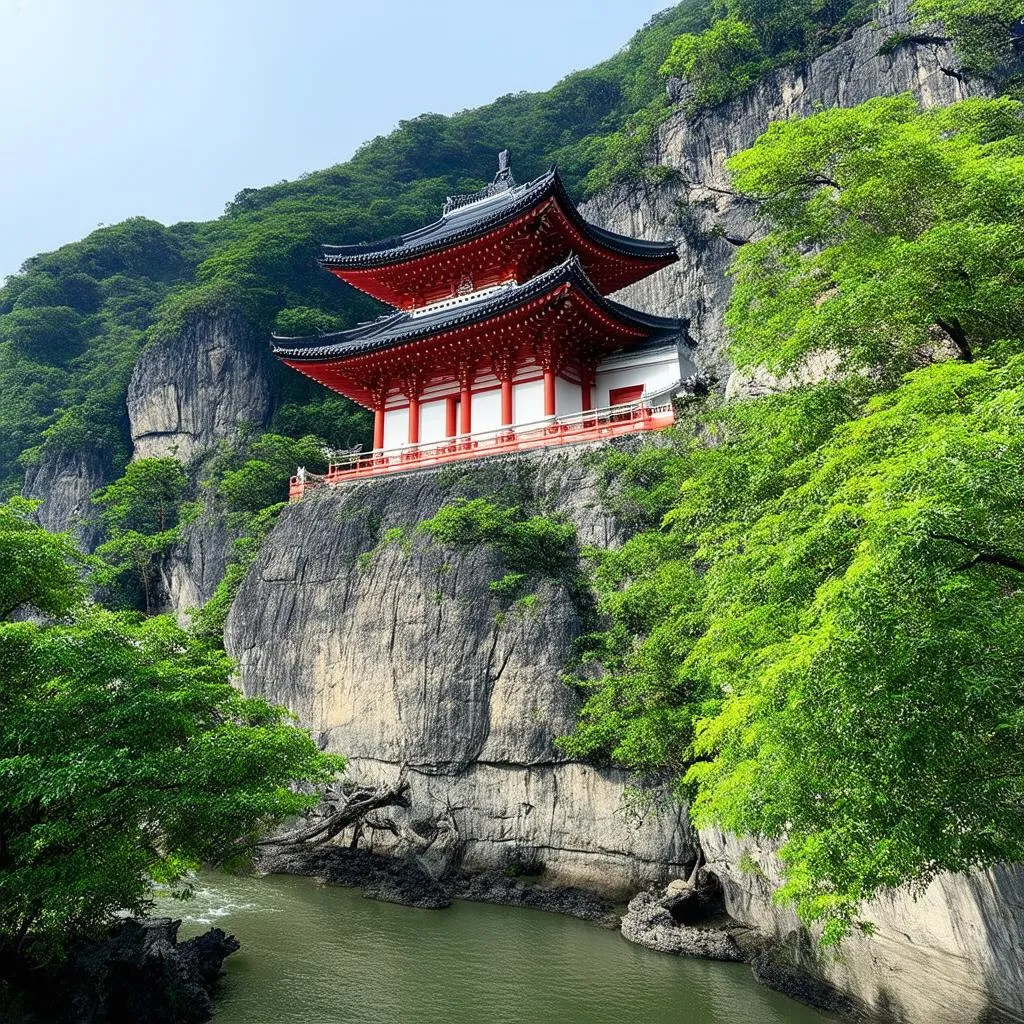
[492,149,515,192]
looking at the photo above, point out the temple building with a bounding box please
[272,153,694,493]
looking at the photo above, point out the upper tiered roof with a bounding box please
[319,153,679,310]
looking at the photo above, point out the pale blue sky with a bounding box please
[0,0,670,281]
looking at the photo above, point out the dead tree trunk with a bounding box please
[260,769,412,848]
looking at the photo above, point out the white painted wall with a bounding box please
[383,407,409,449]
[555,377,583,418]
[471,388,502,434]
[420,398,447,444]
[513,379,544,425]
[595,346,682,408]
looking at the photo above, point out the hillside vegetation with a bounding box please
[0,1,712,500]
[564,95,1024,942]
[0,0,1016,503]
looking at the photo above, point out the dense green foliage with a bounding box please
[0,500,342,959]
[419,498,576,581]
[727,95,1024,374]
[203,432,329,517]
[564,96,1024,942]
[660,0,873,109]
[913,0,1024,75]
[92,458,190,613]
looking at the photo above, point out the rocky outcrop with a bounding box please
[226,447,695,895]
[2,918,238,1024]
[701,830,1024,1024]
[620,873,757,962]
[581,0,998,384]
[21,448,109,552]
[163,513,236,622]
[128,309,274,463]
[258,844,621,925]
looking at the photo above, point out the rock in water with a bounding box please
[620,871,756,962]
[4,917,239,1023]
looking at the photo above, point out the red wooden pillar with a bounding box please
[493,352,515,429]
[445,396,458,438]
[373,406,385,451]
[581,362,596,413]
[501,378,514,426]
[459,365,473,435]
[543,367,556,418]
[408,396,420,445]
[537,339,559,420]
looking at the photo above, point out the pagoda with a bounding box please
[272,152,694,494]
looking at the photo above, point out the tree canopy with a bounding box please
[563,96,1024,943]
[726,95,1024,373]
[0,500,342,960]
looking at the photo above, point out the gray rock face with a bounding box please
[21,448,109,551]
[581,0,997,383]
[128,309,274,462]
[226,449,695,895]
[163,514,236,622]
[702,830,1024,1024]
[620,880,754,962]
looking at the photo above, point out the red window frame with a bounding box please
[609,384,644,406]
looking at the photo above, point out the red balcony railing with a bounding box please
[288,399,673,500]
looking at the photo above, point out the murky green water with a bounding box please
[161,872,836,1024]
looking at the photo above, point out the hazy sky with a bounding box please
[0,0,670,282]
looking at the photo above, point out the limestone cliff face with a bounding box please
[580,0,997,384]
[225,449,695,894]
[162,514,236,622]
[21,448,109,552]
[128,309,274,463]
[701,831,1024,1024]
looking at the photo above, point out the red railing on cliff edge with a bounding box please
[288,399,673,499]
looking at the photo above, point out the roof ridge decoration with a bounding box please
[318,165,677,271]
[442,149,518,216]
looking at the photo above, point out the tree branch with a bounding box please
[259,769,412,847]
[926,532,1024,574]
[934,317,973,362]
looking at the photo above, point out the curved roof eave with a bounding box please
[318,167,678,270]
[270,256,687,364]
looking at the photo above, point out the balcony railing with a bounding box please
[289,399,673,499]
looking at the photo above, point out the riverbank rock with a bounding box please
[620,871,758,962]
[2,917,239,1024]
[702,829,1024,1023]
[258,843,620,925]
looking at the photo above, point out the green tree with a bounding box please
[211,433,329,516]
[93,458,189,613]
[0,500,342,960]
[660,17,768,106]
[913,0,1024,74]
[726,96,1024,374]
[564,96,1024,944]
[0,498,86,619]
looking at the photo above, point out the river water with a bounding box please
[160,872,836,1024]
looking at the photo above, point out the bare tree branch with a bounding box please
[259,768,412,847]
[926,532,1024,574]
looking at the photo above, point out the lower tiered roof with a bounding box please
[271,257,687,409]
